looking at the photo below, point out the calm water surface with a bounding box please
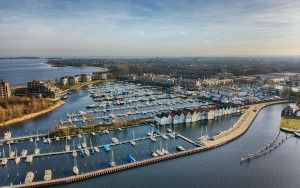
[60,104,300,188]
[0,59,103,86]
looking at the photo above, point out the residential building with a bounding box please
[69,75,80,85]
[28,80,62,99]
[282,104,300,117]
[0,79,11,98]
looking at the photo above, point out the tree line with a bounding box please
[0,96,54,123]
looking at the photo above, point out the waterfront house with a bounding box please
[182,109,192,123]
[191,109,199,122]
[171,111,180,124]
[207,107,217,120]
[178,111,186,124]
[282,104,300,117]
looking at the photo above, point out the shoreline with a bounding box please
[6,100,287,188]
[0,101,64,127]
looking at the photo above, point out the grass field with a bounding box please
[281,116,300,130]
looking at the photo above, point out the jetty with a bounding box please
[240,133,293,163]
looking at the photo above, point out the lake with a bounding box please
[0,59,104,86]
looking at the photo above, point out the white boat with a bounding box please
[151,151,159,157]
[91,132,96,136]
[1,149,7,166]
[82,142,87,148]
[111,137,119,143]
[25,171,34,184]
[15,156,21,164]
[168,133,176,139]
[34,140,40,155]
[94,147,100,152]
[108,150,116,167]
[30,137,33,142]
[8,143,15,158]
[147,131,153,136]
[44,170,52,181]
[72,140,77,157]
[34,148,40,155]
[176,146,185,151]
[150,136,156,142]
[155,149,164,156]
[161,148,169,155]
[4,131,12,140]
[65,138,70,152]
[130,140,136,146]
[84,148,90,156]
[130,131,136,146]
[21,150,28,157]
[73,157,79,175]
[26,155,33,163]
[55,137,60,141]
[103,130,109,134]
[161,134,168,140]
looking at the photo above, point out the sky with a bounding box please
[0,0,300,57]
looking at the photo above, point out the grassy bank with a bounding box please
[280,116,300,132]
[50,118,152,137]
[0,100,64,127]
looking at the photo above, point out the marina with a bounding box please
[0,81,291,187]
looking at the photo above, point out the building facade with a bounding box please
[0,79,11,98]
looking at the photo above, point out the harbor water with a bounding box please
[61,104,300,188]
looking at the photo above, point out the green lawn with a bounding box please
[281,116,300,130]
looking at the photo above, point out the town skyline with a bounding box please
[1,0,300,57]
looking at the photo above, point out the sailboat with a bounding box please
[15,149,20,164]
[36,130,40,142]
[82,135,87,148]
[26,155,33,163]
[108,150,116,167]
[65,138,70,152]
[155,141,164,156]
[34,139,40,155]
[9,142,15,158]
[151,142,158,157]
[161,141,169,155]
[88,138,93,154]
[72,140,77,158]
[130,131,136,146]
[47,131,52,144]
[73,157,79,175]
[21,149,28,157]
[1,149,8,166]
[91,125,96,136]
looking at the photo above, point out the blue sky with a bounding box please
[0,0,299,56]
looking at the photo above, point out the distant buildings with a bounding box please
[0,79,11,98]
[196,78,234,88]
[58,74,94,85]
[92,72,107,80]
[282,103,300,117]
[28,80,62,100]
